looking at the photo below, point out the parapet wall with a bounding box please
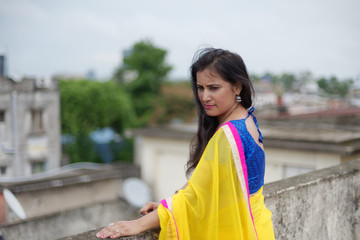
[62,159,360,240]
[264,158,360,240]
[2,159,359,240]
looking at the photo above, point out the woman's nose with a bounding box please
[202,90,211,102]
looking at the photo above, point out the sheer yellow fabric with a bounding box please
[250,187,275,240]
[158,126,274,240]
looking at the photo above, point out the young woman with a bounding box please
[96,48,275,239]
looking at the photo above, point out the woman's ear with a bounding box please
[233,82,242,94]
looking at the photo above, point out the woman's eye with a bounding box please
[210,86,218,90]
[197,86,204,90]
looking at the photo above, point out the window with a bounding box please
[0,110,5,141]
[31,109,44,133]
[0,166,7,176]
[31,161,46,174]
[0,111,4,122]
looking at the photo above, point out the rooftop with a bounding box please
[0,162,139,193]
[132,108,360,156]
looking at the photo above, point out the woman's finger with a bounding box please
[96,225,119,239]
[140,202,157,215]
[109,228,122,239]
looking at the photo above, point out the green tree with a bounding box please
[113,39,172,126]
[60,80,134,163]
[317,76,352,98]
[60,80,134,133]
[264,72,297,96]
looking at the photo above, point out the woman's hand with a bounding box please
[96,208,160,239]
[96,219,143,239]
[140,201,159,215]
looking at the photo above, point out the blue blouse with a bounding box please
[230,108,265,194]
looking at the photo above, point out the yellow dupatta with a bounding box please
[158,123,258,240]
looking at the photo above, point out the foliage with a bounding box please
[60,79,134,163]
[110,137,134,162]
[317,76,353,98]
[62,133,102,164]
[115,40,172,91]
[113,39,172,126]
[61,40,173,164]
[60,80,134,134]
[262,72,297,96]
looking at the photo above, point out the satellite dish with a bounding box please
[3,189,26,220]
[122,178,151,208]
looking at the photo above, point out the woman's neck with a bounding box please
[217,103,242,128]
[218,105,250,127]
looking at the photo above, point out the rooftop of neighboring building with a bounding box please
[131,107,360,155]
[0,76,58,93]
[0,162,139,193]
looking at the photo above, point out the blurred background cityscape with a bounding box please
[0,0,359,239]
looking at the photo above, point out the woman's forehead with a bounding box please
[196,69,225,83]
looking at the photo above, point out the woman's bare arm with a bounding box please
[96,210,160,239]
[96,182,188,238]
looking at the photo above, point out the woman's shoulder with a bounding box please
[215,122,240,143]
[209,125,230,146]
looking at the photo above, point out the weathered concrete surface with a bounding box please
[62,159,360,240]
[0,199,140,240]
[2,159,359,240]
[0,163,140,220]
[264,159,360,240]
[59,229,159,240]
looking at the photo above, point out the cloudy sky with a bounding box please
[0,0,359,80]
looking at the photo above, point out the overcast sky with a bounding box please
[0,0,359,81]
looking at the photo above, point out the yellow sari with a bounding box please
[158,123,275,240]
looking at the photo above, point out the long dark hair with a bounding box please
[186,48,255,177]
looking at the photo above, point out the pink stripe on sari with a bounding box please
[225,122,259,239]
[160,198,180,240]
[160,199,168,209]
[227,123,250,195]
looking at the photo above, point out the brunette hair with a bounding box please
[186,48,255,177]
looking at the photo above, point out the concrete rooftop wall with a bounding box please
[265,158,360,239]
[0,199,141,239]
[1,159,359,240]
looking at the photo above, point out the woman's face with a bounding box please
[196,68,241,123]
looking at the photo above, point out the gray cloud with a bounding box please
[0,0,359,80]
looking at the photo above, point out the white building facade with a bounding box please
[0,77,61,177]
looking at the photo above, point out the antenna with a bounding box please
[122,178,151,208]
[3,189,26,220]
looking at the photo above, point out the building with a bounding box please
[0,76,61,177]
[0,162,141,239]
[0,55,5,77]
[349,75,360,107]
[132,108,360,201]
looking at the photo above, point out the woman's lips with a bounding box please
[204,105,215,109]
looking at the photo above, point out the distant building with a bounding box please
[0,76,61,177]
[0,55,6,77]
[349,75,360,107]
[52,73,85,81]
[85,69,97,81]
[253,78,328,117]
